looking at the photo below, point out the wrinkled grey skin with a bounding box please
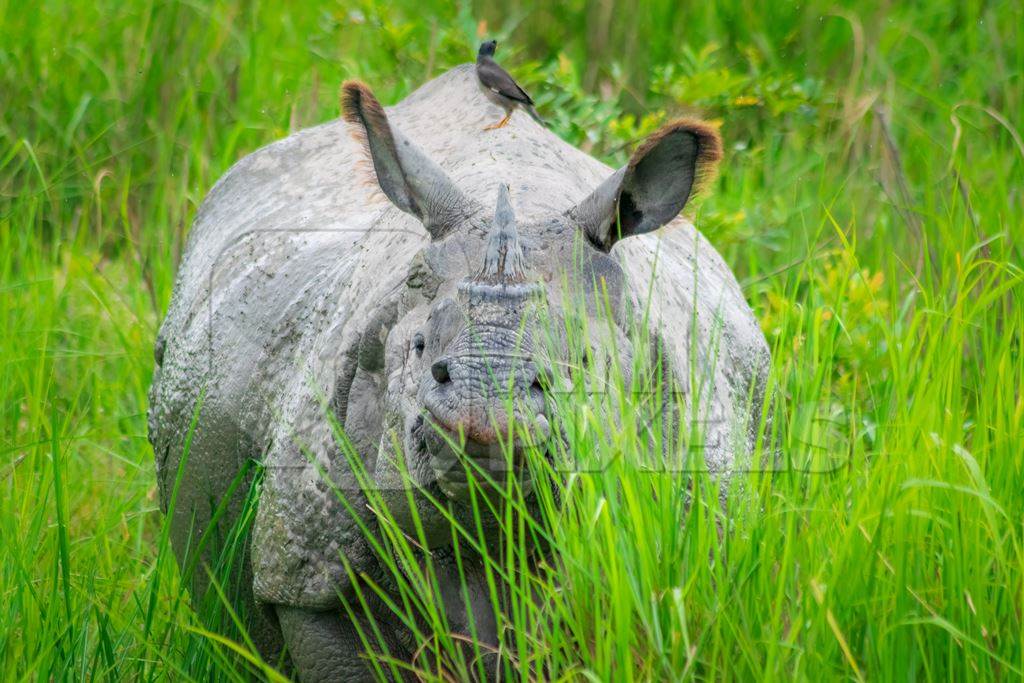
[148,64,769,680]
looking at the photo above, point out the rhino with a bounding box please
[148,64,770,680]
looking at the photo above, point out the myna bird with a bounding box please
[475,40,545,130]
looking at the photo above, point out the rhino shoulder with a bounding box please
[618,220,770,468]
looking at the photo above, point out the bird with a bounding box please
[475,40,545,130]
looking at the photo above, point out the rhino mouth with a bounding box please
[420,420,540,499]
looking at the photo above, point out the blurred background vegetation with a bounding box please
[1,0,1022,679]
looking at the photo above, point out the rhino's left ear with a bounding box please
[342,81,478,239]
[568,120,722,252]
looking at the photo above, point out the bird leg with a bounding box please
[483,112,512,130]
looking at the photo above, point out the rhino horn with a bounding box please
[475,184,526,284]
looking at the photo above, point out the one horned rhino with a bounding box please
[148,64,770,680]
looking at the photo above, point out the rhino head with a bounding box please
[339,81,722,511]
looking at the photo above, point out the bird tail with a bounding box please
[526,105,546,127]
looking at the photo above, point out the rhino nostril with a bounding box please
[431,359,451,384]
[532,365,555,392]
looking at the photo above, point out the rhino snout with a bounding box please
[419,354,552,497]
[422,354,551,445]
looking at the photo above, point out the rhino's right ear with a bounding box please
[567,120,723,252]
[341,81,477,239]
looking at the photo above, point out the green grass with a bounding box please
[1,0,1022,679]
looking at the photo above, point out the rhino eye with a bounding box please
[412,333,425,357]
